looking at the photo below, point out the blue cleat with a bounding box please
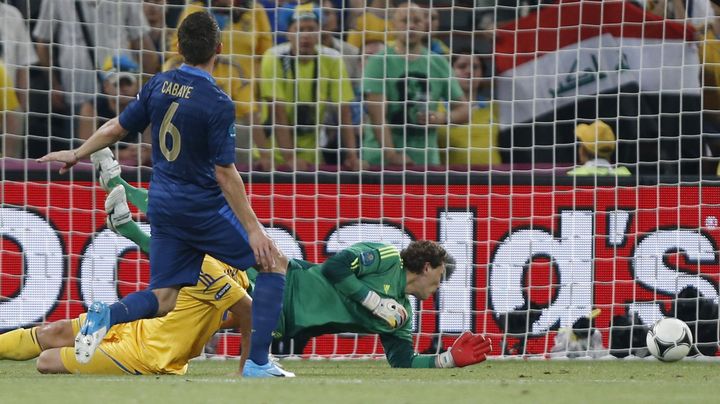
[74,301,111,364]
[242,359,296,378]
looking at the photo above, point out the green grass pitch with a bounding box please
[1,359,719,403]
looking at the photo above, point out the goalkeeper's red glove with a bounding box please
[436,331,492,368]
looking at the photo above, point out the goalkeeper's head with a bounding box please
[178,11,222,66]
[401,240,452,300]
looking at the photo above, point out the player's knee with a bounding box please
[152,287,180,316]
[155,301,176,317]
[36,320,74,349]
[36,350,67,374]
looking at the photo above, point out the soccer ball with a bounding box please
[646,318,693,362]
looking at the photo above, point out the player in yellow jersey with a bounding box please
[0,256,253,375]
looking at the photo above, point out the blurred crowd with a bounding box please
[1,0,720,175]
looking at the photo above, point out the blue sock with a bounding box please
[249,272,285,365]
[108,290,159,327]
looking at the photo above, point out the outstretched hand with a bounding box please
[449,331,492,368]
[36,150,78,174]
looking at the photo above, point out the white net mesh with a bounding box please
[1,0,720,362]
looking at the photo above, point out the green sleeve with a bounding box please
[436,56,464,101]
[448,76,464,101]
[380,333,437,368]
[320,249,371,302]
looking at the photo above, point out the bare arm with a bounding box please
[365,93,405,165]
[215,163,277,269]
[142,35,160,74]
[273,101,296,166]
[340,104,362,170]
[448,97,470,124]
[251,116,273,171]
[37,117,128,173]
[35,40,50,67]
[3,110,23,158]
[77,102,96,140]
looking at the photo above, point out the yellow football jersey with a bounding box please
[64,256,249,375]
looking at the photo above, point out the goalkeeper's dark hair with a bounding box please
[401,240,448,275]
[177,11,220,65]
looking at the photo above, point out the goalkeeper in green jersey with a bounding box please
[253,241,491,368]
[94,149,491,369]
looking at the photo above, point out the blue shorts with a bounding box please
[148,204,257,289]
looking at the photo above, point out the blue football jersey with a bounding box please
[119,64,236,226]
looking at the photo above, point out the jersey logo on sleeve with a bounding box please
[228,123,236,138]
[360,251,375,266]
[215,283,232,300]
[384,284,391,294]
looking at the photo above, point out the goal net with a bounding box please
[1,0,720,361]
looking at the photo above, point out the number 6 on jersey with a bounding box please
[160,101,181,162]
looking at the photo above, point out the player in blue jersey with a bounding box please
[38,11,291,378]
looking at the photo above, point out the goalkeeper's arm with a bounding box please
[321,250,407,329]
[320,250,372,302]
[380,332,492,369]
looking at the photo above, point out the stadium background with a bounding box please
[2,0,720,360]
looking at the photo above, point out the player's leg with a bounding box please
[0,327,42,360]
[37,347,130,375]
[0,318,80,361]
[75,230,197,363]
[194,210,291,377]
[106,185,150,253]
[244,253,289,373]
[36,315,128,375]
[91,147,148,212]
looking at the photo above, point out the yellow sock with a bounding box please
[0,328,42,360]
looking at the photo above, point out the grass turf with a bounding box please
[1,358,719,404]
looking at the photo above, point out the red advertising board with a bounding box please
[2,179,719,356]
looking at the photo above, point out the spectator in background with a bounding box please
[275,0,317,44]
[347,0,392,50]
[0,2,39,157]
[645,0,715,26]
[144,0,167,57]
[566,121,631,177]
[319,0,363,165]
[258,10,361,171]
[168,0,272,163]
[320,0,361,80]
[362,3,469,167]
[438,53,500,168]
[30,0,156,157]
[0,60,21,158]
[163,53,259,166]
[169,0,272,80]
[427,8,449,55]
[33,0,158,109]
[77,56,149,166]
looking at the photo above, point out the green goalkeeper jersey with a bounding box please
[248,242,435,368]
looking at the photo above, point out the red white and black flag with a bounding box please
[494,0,701,172]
